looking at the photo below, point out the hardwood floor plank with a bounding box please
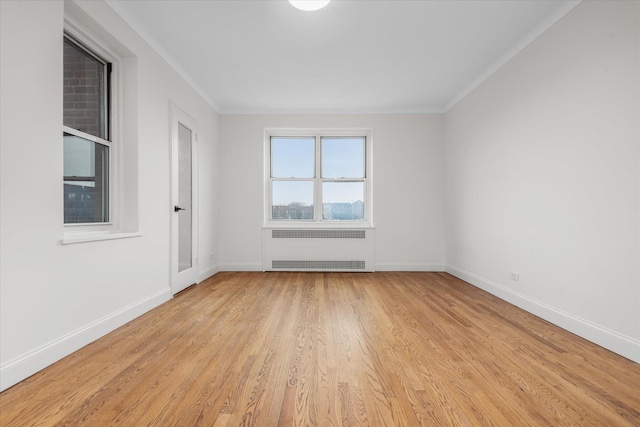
[332,275,369,427]
[1,272,638,427]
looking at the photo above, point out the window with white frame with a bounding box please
[266,130,372,225]
[63,34,111,224]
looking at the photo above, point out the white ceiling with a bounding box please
[106,0,581,114]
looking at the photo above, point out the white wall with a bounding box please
[219,114,446,271]
[2,0,636,393]
[445,0,639,362]
[0,0,219,390]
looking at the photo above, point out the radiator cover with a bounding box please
[263,228,375,272]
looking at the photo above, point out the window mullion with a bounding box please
[63,126,111,147]
[315,135,323,222]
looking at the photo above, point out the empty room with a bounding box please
[0,0,638,425]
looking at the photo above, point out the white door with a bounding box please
[171,104,198,294]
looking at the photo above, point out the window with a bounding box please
[266,130,372,225]
[63,35,111,224]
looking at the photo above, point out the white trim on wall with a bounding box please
[0,288,171,392]
[218,262,446,272]
[446,265,640,364]
[444,0,582,111]
[104,0,220,112]
[219,262,263,272]
[375,263,445,272]
[198,265,220,283]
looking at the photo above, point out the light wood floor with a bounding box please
[1,272,638,426]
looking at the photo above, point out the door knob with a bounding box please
[174,206,185,212]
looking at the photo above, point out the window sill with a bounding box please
[60,231,142,245]
[264,222,373,229]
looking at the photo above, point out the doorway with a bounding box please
[171,103,198,294]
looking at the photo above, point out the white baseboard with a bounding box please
[0,287,171,392]
[375,262,445,272]
[445,265,640,364]
[219,262,447,273]
[219,262,263,272]
[198,264,220,283]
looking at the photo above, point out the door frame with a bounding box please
[170,102,199,295]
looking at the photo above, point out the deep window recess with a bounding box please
[63,35,111,224]
[268,132,370,223]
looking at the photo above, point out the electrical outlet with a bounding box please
[510,271,520,281]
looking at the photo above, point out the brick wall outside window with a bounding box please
[63,36,110,223]
[63,39,106,139]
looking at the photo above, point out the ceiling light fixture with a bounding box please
[288,0,331,12]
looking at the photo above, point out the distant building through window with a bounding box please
[266,130,372,225]
[63,35,111,224]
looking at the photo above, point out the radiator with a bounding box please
[262,228,375,272]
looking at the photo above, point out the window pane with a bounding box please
[272,181,314,220]
[63,37,107,139]
[178,123,192,272]
[322,181,364,220]
[64,133,109,223]
[271,137,315,178]
[321,137,364,178]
